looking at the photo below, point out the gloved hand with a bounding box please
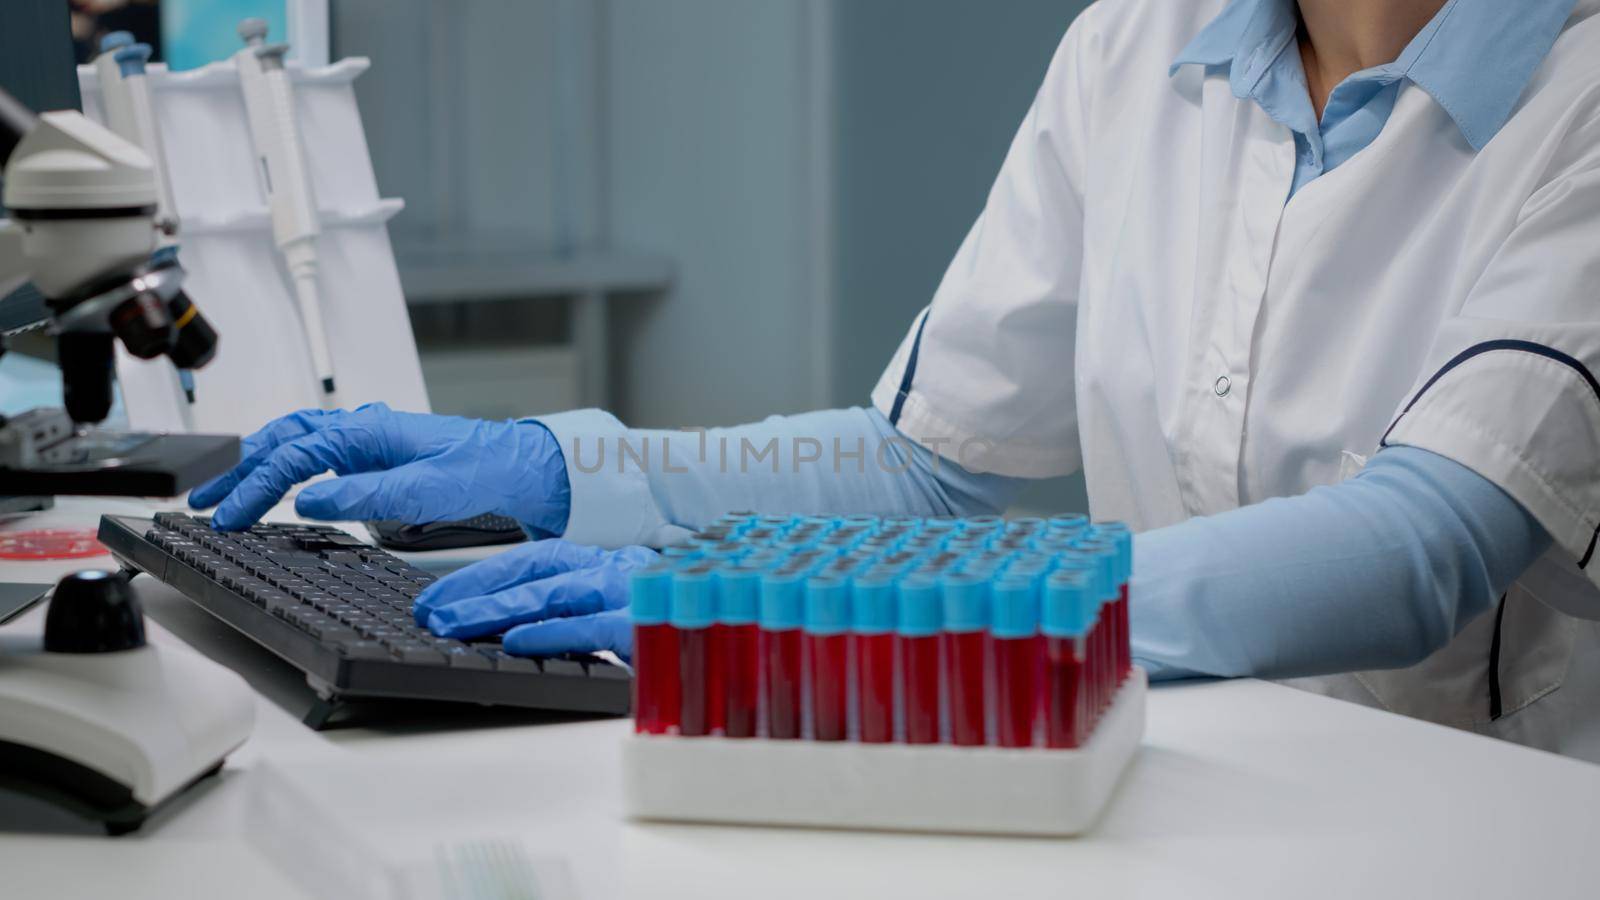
[189,402,570,533]
[414,539,658,660]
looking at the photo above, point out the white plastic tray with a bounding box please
[622,668,1145,837]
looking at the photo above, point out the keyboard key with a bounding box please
[592,663,628,681]
[442,646,494,670]
[336,640,390,661]
[491,653,542,674]
[542,659,588,679]
[261,595,298,617]
[390,643,447,666]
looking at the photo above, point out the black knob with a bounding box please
[44,570,146,653]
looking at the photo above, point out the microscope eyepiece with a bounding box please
[164,290,218,370]
[108,290,176,360]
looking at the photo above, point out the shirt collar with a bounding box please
[1169,0,1577,149]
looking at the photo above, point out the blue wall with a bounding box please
[829,0,1086,407]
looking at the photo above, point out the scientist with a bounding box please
[192,0,1600,759]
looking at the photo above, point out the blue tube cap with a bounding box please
[1042,568,1094,637]
[1088,522,1133,584]
[629,563,674,626]
[716,564,761,625]
[760,569,806,630]
[990,574,1039,639]
[1047,513,1089,535]
[940,571,990,633]
[851,571,897,634]
[896,571,943,637]
[804,575,852,636]
[669,566,717,630]
[1072,540,1119,602]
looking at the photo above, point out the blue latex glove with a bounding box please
[189,402,570,533]
[414,539,657,660]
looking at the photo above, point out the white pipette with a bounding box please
[95,32,199,417]
[234,18,339,404]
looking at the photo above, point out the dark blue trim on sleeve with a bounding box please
[1381,339,1600,447]
[888,309,931,426]
[1380,338,1600,570]
[1579,526,1599,570]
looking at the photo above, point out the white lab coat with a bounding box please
[872,0,1600,757]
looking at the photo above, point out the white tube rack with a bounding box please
[623,668,1146,837]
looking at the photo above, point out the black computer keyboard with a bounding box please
[98,512,630,728]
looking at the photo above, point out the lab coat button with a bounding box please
[1214,375,1232,397]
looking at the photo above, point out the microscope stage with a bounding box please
[0,430,239,497]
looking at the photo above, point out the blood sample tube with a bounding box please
[1042,568,1093,748]
[760,567,806,739]
[671,565,717,737]
[896,572,943,744]
[1073,540,1119,715]
[851,569,898,744]
[940,570,991,746]
[717,563,762,738]
[990,574,1040,748]
[804,574,852,741]
[629,563,678,735]
[1091,523,1134,684]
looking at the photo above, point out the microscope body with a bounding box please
[0,89,252,837]
[0,110,160,304]
[0,87,236,496]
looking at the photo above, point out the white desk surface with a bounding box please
[3,498,1600,899]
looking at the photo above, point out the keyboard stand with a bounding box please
[301,689,344,731]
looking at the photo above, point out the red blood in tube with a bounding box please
[678,627,712,736]
[708,624,728,734]
[808,633,850,741]
[945,631,987,746]
[1119,583,1131,683]
[994,634,1039,748]
[764,628,803,739]
[1084,616,1099,723]
[722,623,759,738]
[900,634,942,744]
[1045,635,1083,748]
[632,623,679,734]
[1091,614,1107,719]
[856,633,895,744]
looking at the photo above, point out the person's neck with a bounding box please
[1297,0,1446,120]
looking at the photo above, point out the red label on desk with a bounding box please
[0,529,108,560]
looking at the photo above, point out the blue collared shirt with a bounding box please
[1171,0,1575,197]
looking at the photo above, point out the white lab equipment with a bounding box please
[93,32,198,415]
[0,571,254,835]
[76,47,429,437]
[234,17,338,404]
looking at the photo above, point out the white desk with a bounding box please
[4,499,1600,899]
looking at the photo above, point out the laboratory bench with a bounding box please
[2,498,1599,899]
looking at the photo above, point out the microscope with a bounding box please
[0,83,237,496]
[0,85,254,836]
